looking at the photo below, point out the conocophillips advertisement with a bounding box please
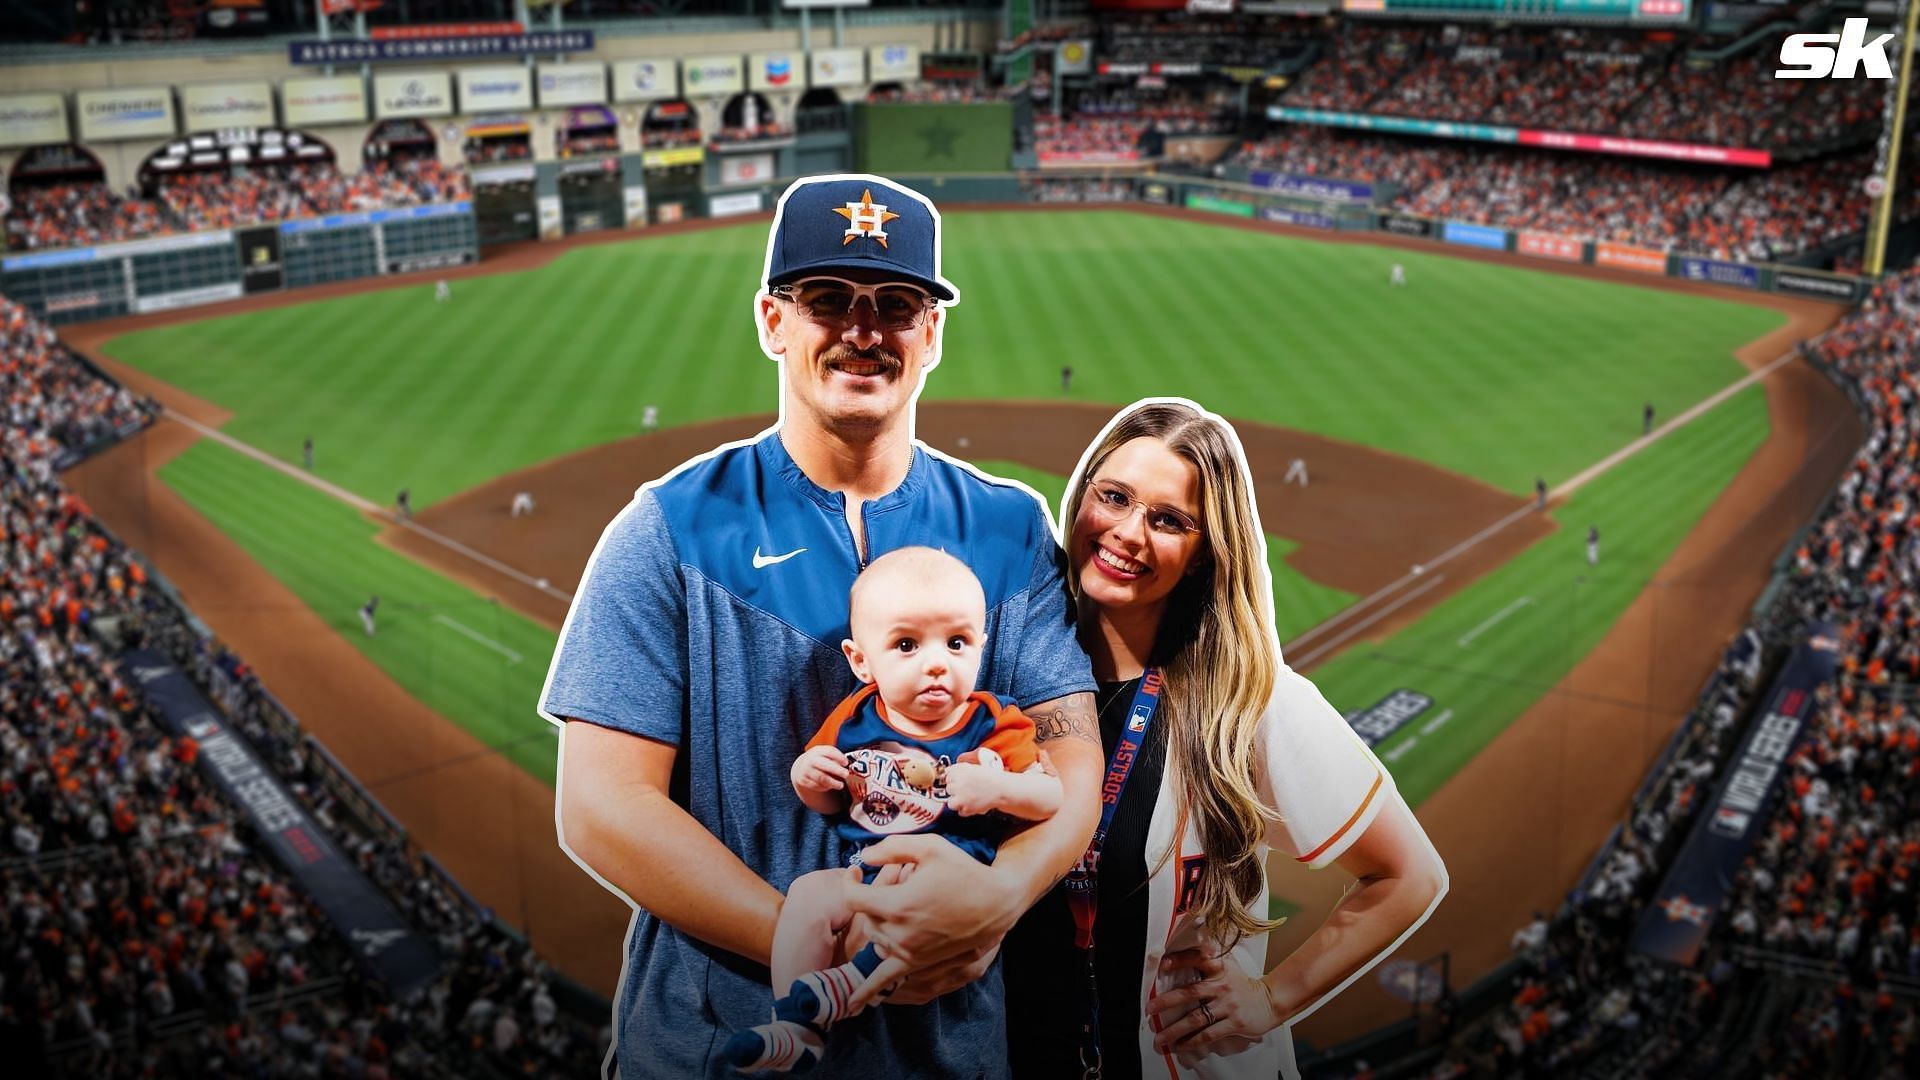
[180,81,276,132]
[868,44,920,81]
[282,76,367,126]
[749,52,804,93]
[537,63,606,107]
[682,55,745,97]
[76,88,176,141]
[0,93,69,148]
[373,72,453,118]
[613,59,679,103]
[458,67,533,113]
[809,48,864,88]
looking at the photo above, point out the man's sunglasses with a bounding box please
[770,276,937,332]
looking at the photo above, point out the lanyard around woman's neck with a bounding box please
[1062,667,1165,1080]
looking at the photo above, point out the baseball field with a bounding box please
[63,207,1857,1043]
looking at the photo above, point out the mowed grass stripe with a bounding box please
[1306,383,1770,805]
[159,439,561,784]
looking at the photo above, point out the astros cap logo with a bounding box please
[835,189,900,249]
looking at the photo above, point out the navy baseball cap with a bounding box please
[763,174,958,303]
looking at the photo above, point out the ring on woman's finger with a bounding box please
[1198,1001,1216,1027]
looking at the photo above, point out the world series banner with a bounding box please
[123,649,443,995]
[1630,625,1840,966]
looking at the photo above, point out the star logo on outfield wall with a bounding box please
[918,119,961,160]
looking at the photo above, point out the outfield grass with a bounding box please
[105,211,1780,508]
[1305,384,1770,805]
[121,211,1780,800]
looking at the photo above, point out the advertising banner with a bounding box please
[76,88,176,141]
[719,152,776,186]
[682,55,745,97]
[1038,150,1140,165]
[1269,105,1770,168]
[1138,180,1173,204]
[1516,129,1770,168]
[709,191,763,217]
[1632,628,1839,966]
[125,650,442,994]
[537,63,607,107]
[810,48,865,88]
[624,185,648,228]
[613,59,680,102]
[1376,212,1432,238]
[538,194,563,239]
[1678,256,1759,289]
[1595,241,1667,275]
[237,226,284,293]
[869,44,921,81]
[1185,193,1254,217]
[0,93,69,148]
[373,73,453,118]
[289,30,592,65]
[1773,270,1860,302]
[283,76,367,126]
[642,145,705,169]
[1443,221,1508,251]
[179,81,276,132]
[1518,231,1584,262]
[1259,205,1337,229]
[749,52,805,92]
[457,66,533,113]
[1056,39,1094,75]
[1249,170,1372,202]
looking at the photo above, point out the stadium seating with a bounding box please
[0,296,605,1076]
[5,162,471,253]
[1228,127,1908,263]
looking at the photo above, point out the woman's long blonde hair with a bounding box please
[1061,400,1282,947]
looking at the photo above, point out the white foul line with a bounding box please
[1290,573,1446,668]
[432,614,524,664]
[1457,596,1534,648]
[160,408,574,605]
[1283,346,1805,665]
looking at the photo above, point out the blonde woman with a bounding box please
[1003,399,1448,1079]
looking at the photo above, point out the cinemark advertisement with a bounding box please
[1632,627,1839,966]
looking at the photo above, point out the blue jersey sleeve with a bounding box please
[1008,500,1096,708]
[539,489,689,745]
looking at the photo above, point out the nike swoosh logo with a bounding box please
[752,546,807,569]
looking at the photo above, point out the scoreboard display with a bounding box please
[1345,0,1691,22]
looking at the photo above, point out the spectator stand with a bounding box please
[0,295,609,1074]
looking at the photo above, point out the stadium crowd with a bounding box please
[6,161,471,252]
[1229,127,1900,262]
[1284,20,1883,149]
[0,295,606,1076]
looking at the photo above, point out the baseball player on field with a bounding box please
[724,548,1062,1073]
[539,174,1101,1079]
[1389,263,1406,287]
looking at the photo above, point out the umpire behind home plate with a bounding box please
[538,174,1102,1078]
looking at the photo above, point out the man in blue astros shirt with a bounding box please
[539,174,1101,1078]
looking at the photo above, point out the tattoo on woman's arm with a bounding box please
[1030,693,1099,746]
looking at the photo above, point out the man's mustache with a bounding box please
[822,345,904,370]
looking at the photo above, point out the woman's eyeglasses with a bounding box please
[1083,479,1202,538]
[769,276,935,332]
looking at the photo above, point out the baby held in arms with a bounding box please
[724,547,1062,1073]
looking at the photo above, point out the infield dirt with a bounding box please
[63,210,1855,1047]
